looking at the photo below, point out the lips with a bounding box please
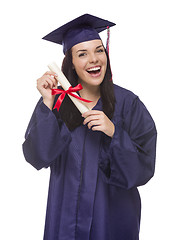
[86,66,101,77]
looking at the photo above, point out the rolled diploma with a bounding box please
[48,62,90,114]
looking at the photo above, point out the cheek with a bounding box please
[74,64,84,77]
[102,55,108,67]
[73,57,84,71]
[102,59,107,73]
[99,54,107,69]
[74,63,87,78]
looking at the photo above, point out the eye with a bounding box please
[78,52,87,57]
[97,48,105,53]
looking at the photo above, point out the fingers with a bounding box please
[83,113,100,125]
[43,71,58,78]
[37,77,55,90]
[42,71,58,86]
[43,76,57,89]
[87,119,102,129]
[82,110,104,130]
[37,72,58,90]
[82,110,101,119]
[82,110,115,137]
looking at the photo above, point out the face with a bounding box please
[72,39,107,88]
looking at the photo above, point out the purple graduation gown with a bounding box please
[22,84,157,240]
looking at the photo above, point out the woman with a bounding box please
[23,14,157,240]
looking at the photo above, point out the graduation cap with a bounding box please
[42,13,116,54]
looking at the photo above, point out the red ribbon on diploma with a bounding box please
[52,84,92,111]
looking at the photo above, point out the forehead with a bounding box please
[72,39,103,52]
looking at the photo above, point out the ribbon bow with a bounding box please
[52,84,92,111]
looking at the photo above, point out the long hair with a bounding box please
[53,47,116,131]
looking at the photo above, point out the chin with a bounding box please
[85,72,105,86]
[85,77,104,87]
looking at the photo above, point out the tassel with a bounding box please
[106,26,113,81]
[106,26,110,55]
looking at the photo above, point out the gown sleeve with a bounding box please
[99,96,157,190]
[22,98,71,170]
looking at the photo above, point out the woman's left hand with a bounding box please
[82,110,115,138]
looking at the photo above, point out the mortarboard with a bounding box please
[42,14,116,54]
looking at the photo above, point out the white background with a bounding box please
[0,0,180,239]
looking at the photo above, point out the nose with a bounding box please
[89,53,98,64]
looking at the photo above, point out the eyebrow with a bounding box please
[76,44,103,53]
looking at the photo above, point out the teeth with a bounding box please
[87,66,101,72]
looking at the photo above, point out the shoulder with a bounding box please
[113,84,137,101]
[113,84,138,114]
[114,84,139,118]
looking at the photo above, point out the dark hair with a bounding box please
[53,47,115,131]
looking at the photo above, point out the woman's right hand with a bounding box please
[37,71,58,110]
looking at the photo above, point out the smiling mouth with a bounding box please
[86,66,101,76]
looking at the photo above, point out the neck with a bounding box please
[79,81,101,109]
